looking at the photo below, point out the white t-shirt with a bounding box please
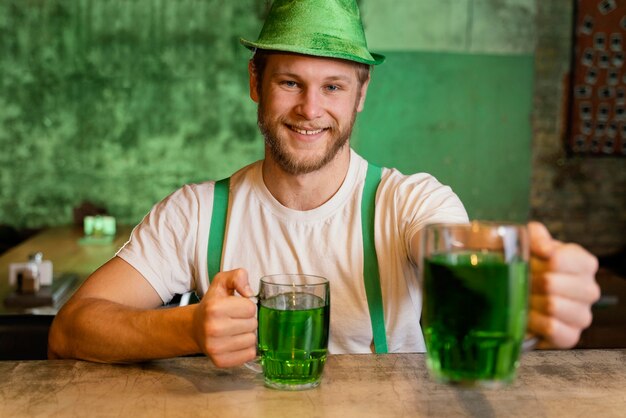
[117,149,468,354]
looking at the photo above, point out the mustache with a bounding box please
[280,119,334,132]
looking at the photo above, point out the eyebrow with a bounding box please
[270,72,354,84]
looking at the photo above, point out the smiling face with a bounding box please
[250,52,370,176]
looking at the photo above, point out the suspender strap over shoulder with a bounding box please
[207,178,230,284]
[207,164,388,353]
[361,163,388,354]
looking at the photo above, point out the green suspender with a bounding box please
[206,164,388,353]
[361,163,388,353]
[207,178,230,284]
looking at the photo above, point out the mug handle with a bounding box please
[522,334,539,352]
[244,294,263,373]
[244,357,263,373]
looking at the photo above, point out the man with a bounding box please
[48,0,600,366]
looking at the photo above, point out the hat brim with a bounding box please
[240,38,385,66]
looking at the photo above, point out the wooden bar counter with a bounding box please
[1,350,624,417]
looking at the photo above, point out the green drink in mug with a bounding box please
[256,274,330,390]
[421,221,535,388]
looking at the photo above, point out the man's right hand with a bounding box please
[192,268,258,367]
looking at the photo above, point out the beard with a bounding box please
[257,102,358,176]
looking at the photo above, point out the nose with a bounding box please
[295,87,323,120]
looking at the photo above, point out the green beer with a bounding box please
[422,252,529,385]
[258,292,330,389]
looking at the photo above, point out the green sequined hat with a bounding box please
[240,0,385,65]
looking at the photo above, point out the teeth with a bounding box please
[292,126,324,135]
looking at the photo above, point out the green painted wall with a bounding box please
[355,0,536,221]
[353,52,534,221]
[0,0,535,228]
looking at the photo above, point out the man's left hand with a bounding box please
[527,221,601,348]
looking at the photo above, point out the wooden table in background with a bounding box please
[0,226,132,314]
[0,226,131,359]
[1,350,624,418]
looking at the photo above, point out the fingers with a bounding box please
[194,268,258,367]
[527,223,601,349]
[529,222,599,276]
[528,221,559,258]
[530,294,593,329]
[528,310,582,349]
[204,313,258,337]
[547,243,599,276]
[206,295,257,319]
[205,333,258,368]
[203,326,257,368]
[531,271,601,304]
[205,332,256,353]
[208,268,254,298]
[197,292,257,339]
[531,238,600,305]
[210,346,258,368]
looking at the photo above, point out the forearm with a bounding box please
[48,297,199,363]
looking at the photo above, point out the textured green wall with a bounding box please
[0,0,264,227]
[0,0,535,228]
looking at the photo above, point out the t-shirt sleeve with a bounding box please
[116,184,207,303]
[378,169,469,266]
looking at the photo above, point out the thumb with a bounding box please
[207,268,254,298]
[528,221,559,259]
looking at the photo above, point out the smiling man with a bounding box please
[254,53,369,178]
[48,0,600,366]
[253,52,370,210]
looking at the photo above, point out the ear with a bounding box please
[356,73,371,112]
[249,60,260,103]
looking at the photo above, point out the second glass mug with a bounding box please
[420,221,537,388]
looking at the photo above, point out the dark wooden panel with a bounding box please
[569,0,626,156]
